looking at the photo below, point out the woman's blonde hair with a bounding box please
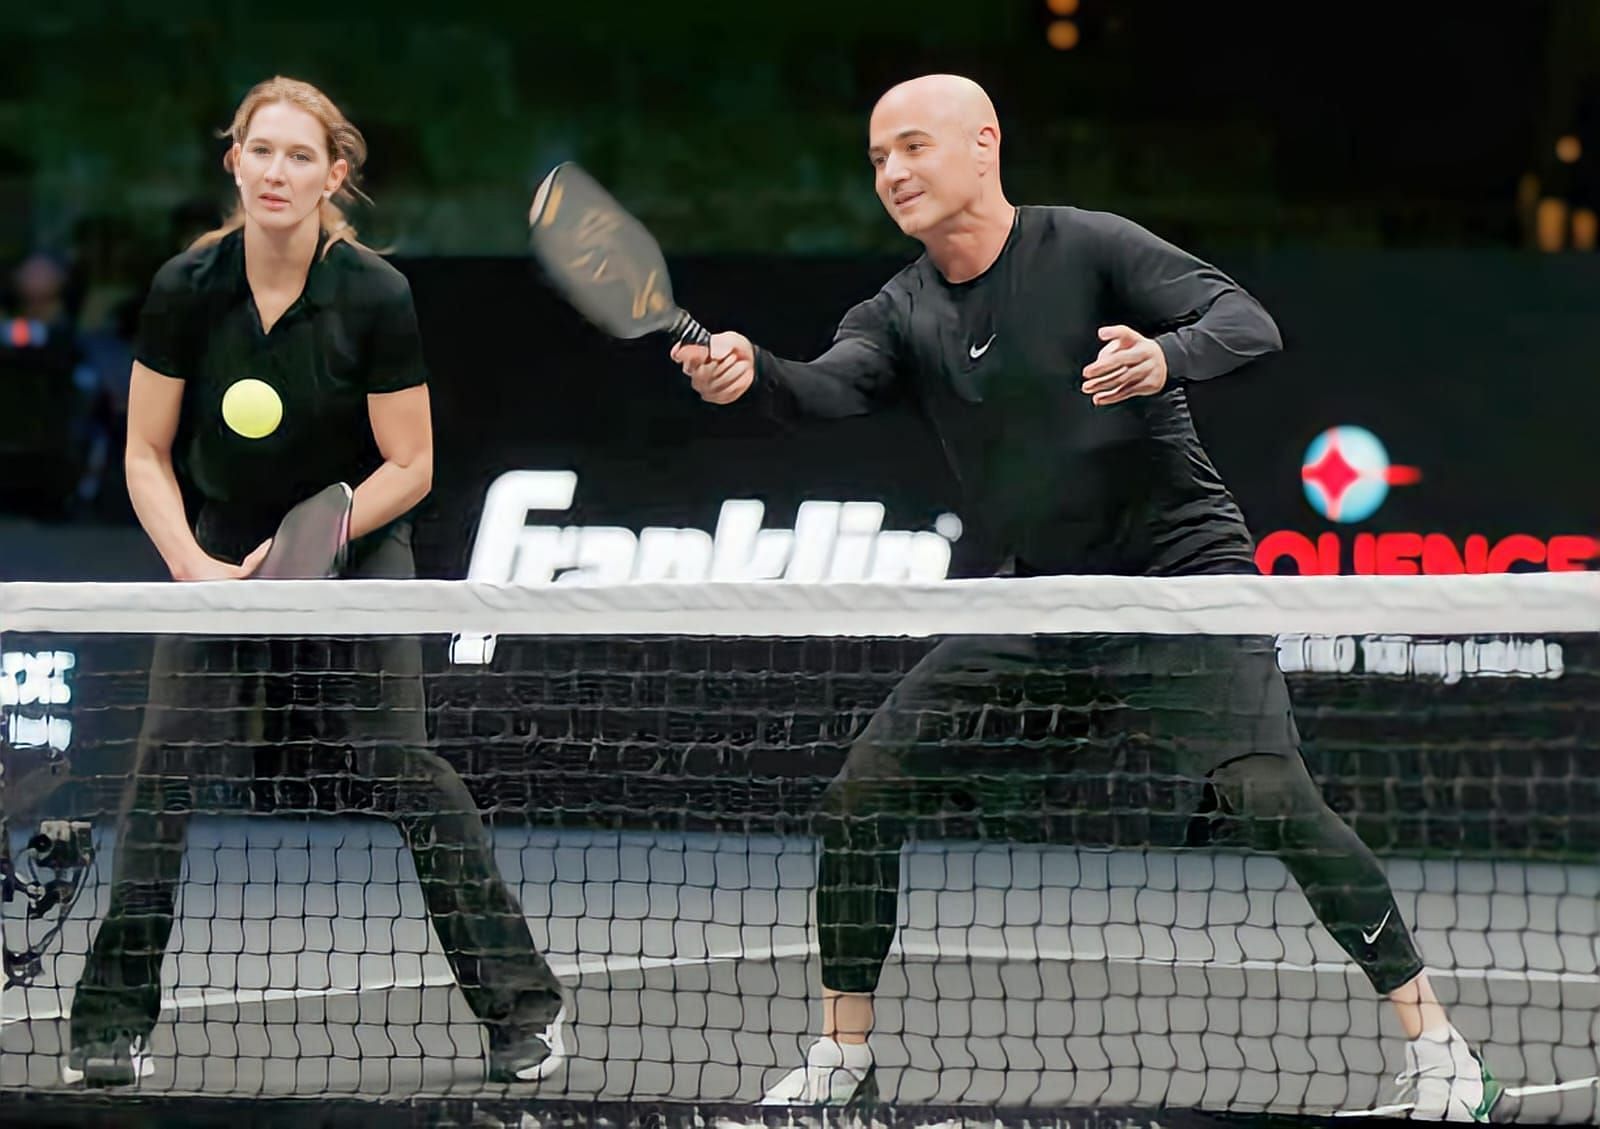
[191,76,371,254]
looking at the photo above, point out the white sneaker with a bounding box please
[760,1036,876,1106]
[1391,1026,1503,1121]
[487,1003,570,1083]
[61,1036,155,1087]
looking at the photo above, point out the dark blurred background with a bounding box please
[1,1,1597,576]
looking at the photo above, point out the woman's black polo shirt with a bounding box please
[133,228,428,558]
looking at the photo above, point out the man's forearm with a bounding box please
[1156,290,1283,382]
[756,340,891,419]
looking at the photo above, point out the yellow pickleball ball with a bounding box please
[221,379,283,439]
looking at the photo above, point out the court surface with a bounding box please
[4,819,1599,1121]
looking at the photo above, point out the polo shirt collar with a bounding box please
[223,226,337,309]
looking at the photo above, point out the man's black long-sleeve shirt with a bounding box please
[757,206,1282,576]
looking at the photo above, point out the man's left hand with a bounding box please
[1081,325,1168,406]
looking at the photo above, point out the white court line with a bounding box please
[1334,1076,1600,1117]
[896,942,1600,987]
[8,936,1599,1025]
[2,947,815,1025]
[1505,1075,1600,1098]
[0,977,450,1027]
[1333,1102,1415,1118]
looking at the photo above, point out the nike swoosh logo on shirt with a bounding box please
[969,335,996,359]
[1361,908,1393,945]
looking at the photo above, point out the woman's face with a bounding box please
[233,101,347,234]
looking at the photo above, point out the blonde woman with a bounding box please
[65,77,568,1089]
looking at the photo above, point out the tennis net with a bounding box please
[2,573,1598,1126]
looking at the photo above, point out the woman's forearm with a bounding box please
[125,445,206,579]
[349,455,433,541]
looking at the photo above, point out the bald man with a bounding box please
[673,75,1500,1121]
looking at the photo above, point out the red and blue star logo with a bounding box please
[1301,426,1421,523]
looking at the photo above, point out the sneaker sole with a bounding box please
[758,1062,879,1107]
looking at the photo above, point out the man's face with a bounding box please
[868,99,983,239]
